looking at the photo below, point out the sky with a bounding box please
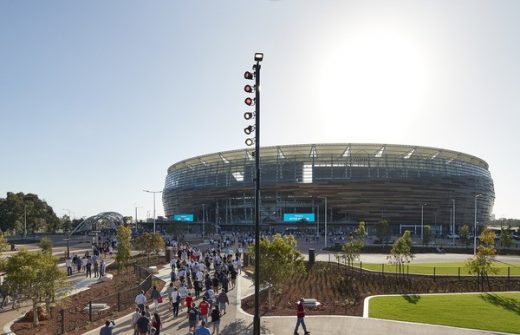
[0,0,519,220]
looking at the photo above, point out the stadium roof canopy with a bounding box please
[168,143,489,173]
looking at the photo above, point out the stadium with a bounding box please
[162,143,494,236]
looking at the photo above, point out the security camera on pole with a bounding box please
[243,52,263,335]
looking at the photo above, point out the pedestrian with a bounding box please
[166,282,174,310]
[86,258,92,278]
[151,312,162,335]
[136,311,150,335]
[194,320,211,335]
[199,297,210,324]
[188,305,200,334]
[131,307,141,335]
[185,292,193,309]
[171,287,179,317]
[65,257,73,276]
[99,320,115,335]
[135,290,146,313]
[93,259,99,277]
[211,306,220,335]
[217,291,229,315]
[100,259,106,276]
[294,298,310,335]
[151,286,160,313]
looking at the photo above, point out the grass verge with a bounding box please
[355,261,520,276]
[369,292,520,334]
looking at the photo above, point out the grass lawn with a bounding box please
[369,292,520,334]
[357,261,520,276]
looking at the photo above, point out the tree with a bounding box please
[460,224,470,246]
[0,192,61,234]
[0,232,9,253]
[135,232,165,266]
[39,236,52,254]
[500,227,514,249]
[248,234,305,308]
[466,227,498,291]
[338,222,367,267]
[3,250,66,326]
[422,225,432,245]
[376,219,391,244]
[388,230,414,277]
[116,225,132,271]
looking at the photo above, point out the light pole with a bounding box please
[421,203,427,242]
[24,203,27,238]
[318,196,328,248]
[202,204,206,237]
[243,52,263,335]
[143,190,163,234]
[451,199,456,246]
[474,194,482,255]
[63,208,71,258]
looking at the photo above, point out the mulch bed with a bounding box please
[242,261,520,317]
[11,264,166,335]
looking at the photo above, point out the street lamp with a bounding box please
[63,208,71,258]
[202,204,206,237]
[318,196,328,248]
[421,203,427,242]
[24,203,27,239]
[143,190,163,234]
[243,52,263,335]
[474,194,482,255]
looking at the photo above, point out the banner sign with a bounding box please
[172,214,194,222]
[283,213,315,223]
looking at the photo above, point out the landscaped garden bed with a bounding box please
[241,261,520,317]
[11,264,166,335]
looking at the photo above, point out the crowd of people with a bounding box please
[129,241,241,335]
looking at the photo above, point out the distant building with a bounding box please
[162,143,494,236]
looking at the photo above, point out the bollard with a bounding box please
[508,267,511,281]
[458,267,460,280]
[433,267,436,281]
[382,263,384,276]
[89,301,92,322]
[60,309,65,334]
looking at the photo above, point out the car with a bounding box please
[447,233,460,239]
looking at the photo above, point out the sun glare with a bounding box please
[317,29,430,139]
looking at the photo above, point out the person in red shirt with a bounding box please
[185,292,193,309]
[294,298,310,335]
[199,297,210,324]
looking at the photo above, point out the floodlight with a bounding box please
[245,97,255,106]
[245,138,254,146]
[244,85,254,93]
[244,112,254,120]
[254,53,264,61]
[244,125,255,135]
[244,71,254,80]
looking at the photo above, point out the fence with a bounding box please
[331,259,520,281]
[54,257,160,334]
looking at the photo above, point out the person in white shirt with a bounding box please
[135,291,146,312]
[65,257,72,276]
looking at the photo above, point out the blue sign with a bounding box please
[283,213,315,223]
[172,214,194,222]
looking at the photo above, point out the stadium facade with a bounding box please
[162,143,494,236]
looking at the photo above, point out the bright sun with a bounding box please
[317,29,431,140]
